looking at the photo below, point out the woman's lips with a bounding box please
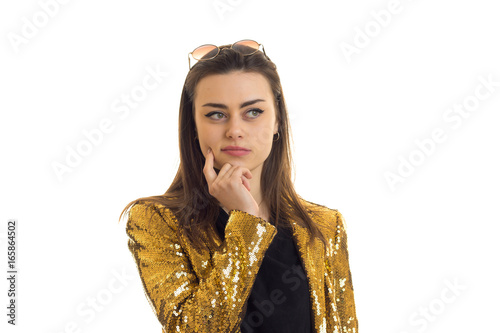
[222,149,251,156]
[221,146,251,156]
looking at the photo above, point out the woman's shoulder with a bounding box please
[127,198,180,232]
[299,198,345,229]
[299,197,339,215]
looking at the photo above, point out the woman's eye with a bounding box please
[246,108,264,118]
[205,112,225,120]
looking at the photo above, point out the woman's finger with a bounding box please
[241,175,251,192]
[202,148,217,186]
[216,162,233,180]
[229,166,252,190]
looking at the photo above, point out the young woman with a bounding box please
[120,40,358,332]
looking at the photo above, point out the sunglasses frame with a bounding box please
[188,39,267,70]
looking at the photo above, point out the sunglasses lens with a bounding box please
[232,40,259,55]
[192,44,219,60]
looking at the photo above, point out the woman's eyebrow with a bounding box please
[201,99,266,109]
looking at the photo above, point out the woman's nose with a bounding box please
[226,118,244,139]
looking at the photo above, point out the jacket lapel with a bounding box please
[290,215,327,332]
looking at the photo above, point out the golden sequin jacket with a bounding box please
[126,200,358,332]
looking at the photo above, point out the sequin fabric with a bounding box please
[126,200,358,332]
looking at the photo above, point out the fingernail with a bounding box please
[207,147,211,154]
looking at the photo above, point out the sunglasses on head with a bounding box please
[188,39,268,70]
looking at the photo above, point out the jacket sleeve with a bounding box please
[330,210,359,331]
[126,202,277,332]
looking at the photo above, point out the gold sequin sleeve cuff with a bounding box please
[126,203,277,333]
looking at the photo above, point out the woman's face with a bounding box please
[194,71,279,174]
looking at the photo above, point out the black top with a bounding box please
[215,207,313,333]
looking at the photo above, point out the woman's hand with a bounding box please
[203,148,260,217]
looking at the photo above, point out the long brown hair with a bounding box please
[119,43,328,252]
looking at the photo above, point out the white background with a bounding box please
[1,0,499,332]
